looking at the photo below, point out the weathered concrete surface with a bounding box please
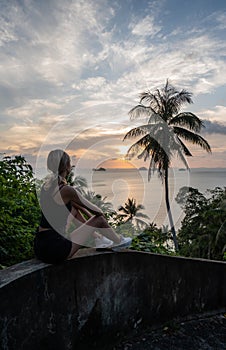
[114,314,226,349]
[0,249,226,350]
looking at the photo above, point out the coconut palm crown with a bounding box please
[118,197,149,230]
[124,80,211,250]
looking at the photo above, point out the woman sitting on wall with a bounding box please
[34,149,131,264]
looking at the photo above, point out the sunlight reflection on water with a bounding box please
[76,168,226,229]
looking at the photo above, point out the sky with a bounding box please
[1,0,226,174]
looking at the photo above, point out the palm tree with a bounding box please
[124,80,211,250]
[118,197,149,230]
[73,175,88,194]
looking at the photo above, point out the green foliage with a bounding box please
[123,81,211,252]
[116,218,138,237]
[66,168,88,194]
[83,190,115,215]
[130,223,173,255]
[3,154,225,267]
[176,186,226,260]
[0,154,175,268]
[118,197,149,231]
[0,155,40,267]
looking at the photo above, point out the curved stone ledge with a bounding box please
[0,249,226,350]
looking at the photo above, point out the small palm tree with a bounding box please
[73,175,88,194]
[118,197,149,230]
[124,80,211,250]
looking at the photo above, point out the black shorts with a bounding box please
[34,229,72,264]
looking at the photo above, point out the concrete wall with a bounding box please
[0,249,226,350]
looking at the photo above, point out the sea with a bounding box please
[76,167,226,229]
[36,167,226,229]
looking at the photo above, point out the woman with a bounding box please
[34,149,131,263]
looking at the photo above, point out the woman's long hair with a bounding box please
[43,149,70,191]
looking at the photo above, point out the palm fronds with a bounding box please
[123,81,212,251]
[118,197,149,230]
[176,137,193,156]
[173,127,211,153]
[123,125,150,140]
[168,90,193,115]
[129,105,154,120]
[169,113,204,132]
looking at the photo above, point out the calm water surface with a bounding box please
[77,168,226,229]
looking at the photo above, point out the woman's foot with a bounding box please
[112,235,132,250]
[95,235,113,248]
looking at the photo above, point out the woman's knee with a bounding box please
[95,215,109,227]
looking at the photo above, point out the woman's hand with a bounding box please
[61,186,105,217]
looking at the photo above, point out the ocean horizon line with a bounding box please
[76,167,226,171]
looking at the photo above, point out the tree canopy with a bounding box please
[176,186,226,260]
[124,80,211,251]
[0,156,40,267]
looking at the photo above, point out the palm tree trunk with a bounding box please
[164,168,179,251]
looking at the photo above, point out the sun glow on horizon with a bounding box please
[100,158,136,169]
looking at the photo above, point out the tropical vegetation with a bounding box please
[176,186,226,261]
[0,155,225,268]
[118,197,149,230]
[130,222,173,255]
[124,80,211,250]
[0,155,40,267]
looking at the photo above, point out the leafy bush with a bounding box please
[176,186,226,260]
[130,223,173,255]
[0,156,40,267]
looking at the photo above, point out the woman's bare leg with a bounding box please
[91,215,121,243]
[67,207,102,238]
[67,214,121,258]
[71,215,120,244]
[66,207,86,230]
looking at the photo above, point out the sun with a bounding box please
[100,158,136,169]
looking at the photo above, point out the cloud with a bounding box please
[130,15,162,37]
[202,120,226,135]
[0,0,115,89]
[74,77,107,91]
[204,10,226,31]
[198,106,226,123]
[0,14,18,46]
[1,1,225,106]
[1,0,226,169]
[216,12,226,30]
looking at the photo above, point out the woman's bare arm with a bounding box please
[61,186,104,216]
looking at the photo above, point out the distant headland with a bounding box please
[92,167,106,171]
[139,167,147,171]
